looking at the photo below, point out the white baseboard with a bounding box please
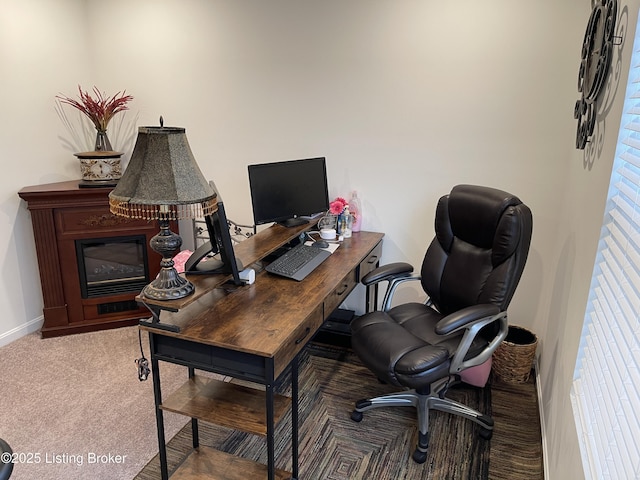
[534,356,550,480]
[0,316,43,347]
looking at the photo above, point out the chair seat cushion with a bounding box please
[351,304,463,388]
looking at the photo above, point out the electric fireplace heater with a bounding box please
[75,235,150,299]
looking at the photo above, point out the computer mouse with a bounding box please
[312,240,329,248]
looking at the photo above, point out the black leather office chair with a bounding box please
[350,184,533,463]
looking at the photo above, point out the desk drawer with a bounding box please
[324,269,357,317]
[274,304,324,377]
[153,334,267,382]
[357,240,383,281]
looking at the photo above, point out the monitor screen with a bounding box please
[184,184,243,285]
[248,157,329,227]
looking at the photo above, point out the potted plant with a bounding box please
[56,86,133,186]
[57,86,133,151]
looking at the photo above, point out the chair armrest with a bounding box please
[361,262,422,312]
[361,262,414,286]
[435,304,501,336]
[440,307,508,374]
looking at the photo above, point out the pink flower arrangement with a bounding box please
[329,197,348,215]
[329,197,357,222]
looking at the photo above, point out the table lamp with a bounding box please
[109,123,217,301]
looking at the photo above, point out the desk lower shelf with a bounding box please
[170,446,292,480]
[160,375,291,436]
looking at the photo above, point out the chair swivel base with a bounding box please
[350,386,494,463]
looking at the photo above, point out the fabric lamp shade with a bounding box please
[109,126,217,220]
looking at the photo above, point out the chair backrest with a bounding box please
[421,184,533,316]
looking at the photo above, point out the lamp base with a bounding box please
[142,219,195,301]
[142,271,195,301]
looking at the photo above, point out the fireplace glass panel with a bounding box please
[76,235,149,298]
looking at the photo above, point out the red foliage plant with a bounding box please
[56,86,133,132]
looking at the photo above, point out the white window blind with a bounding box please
[571,19,640,480]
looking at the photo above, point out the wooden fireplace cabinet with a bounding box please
[18,180,174,338]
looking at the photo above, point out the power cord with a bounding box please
[135,329,150,381]
[304,231,322,243]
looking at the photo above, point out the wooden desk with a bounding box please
[140,225,384,479]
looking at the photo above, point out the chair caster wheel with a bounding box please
[351,410,363,422]
[412,449,428,464]
[479,428,493,440]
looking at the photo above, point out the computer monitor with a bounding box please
[248,157,329,227]
[184,185,243,285]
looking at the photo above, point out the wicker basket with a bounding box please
[492,325,538,384]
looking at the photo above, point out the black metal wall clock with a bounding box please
[575,0,618,150]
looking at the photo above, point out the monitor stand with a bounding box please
[278,217,309,227]
[186,256,244,276]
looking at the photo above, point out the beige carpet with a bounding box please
[0,326,199,480]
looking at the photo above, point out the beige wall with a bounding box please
[2,0,635,478]
[0,0,92,338]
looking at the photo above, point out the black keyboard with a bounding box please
[265,244,331,281]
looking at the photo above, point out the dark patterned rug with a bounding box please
[136,344,493,479]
